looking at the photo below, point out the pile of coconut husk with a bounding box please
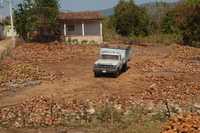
[0,63,56,89]
[162,113,200,133]
[0,95,149,128]
[0,96,89,128]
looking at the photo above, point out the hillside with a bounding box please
[99,2,177,16]
[100,8,114,16]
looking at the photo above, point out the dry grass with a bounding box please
[129,34,181,46]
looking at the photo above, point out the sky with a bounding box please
[0,0,178,16]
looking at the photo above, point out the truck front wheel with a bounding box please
[122,63,128,72]
[94,72,100,77]
[113,70,120,78]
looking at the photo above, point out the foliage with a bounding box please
[186,0,200,5]
[81,40,88,45]
[113,0,150,37]
[64,39,97,45]
[102,16,118,42]
[72,39,79,45]
[14,0,59,41]
[161,10,179,34]
[179,1,200,47]
[160,0,200,47]
[89,40,97,45]
[14,0,35,41]
[145,2,175,34]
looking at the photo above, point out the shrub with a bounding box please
[64,38,72,45]
[72,39,79,45]
[81,40,88,45]
[88,40,97,45]
[161,10,179,34]
[102,16,119,42]
[180,3,200,47]
[162,1,200,47]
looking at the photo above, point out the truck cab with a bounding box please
[93,45,132,77]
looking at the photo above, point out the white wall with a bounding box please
[4,25,17,37]
[62,20,103,43]
[63,20,101,36]
[85,21,100,36]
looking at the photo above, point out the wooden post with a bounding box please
[82,22,85,36]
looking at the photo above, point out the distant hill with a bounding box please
[99,8,114,16]
[1,1,178,17]
[99,1,178,16]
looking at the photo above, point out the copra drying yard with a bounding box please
[0,42,200,107]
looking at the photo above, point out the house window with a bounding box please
[67,25,75,32]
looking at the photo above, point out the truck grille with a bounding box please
[97,65,113,69]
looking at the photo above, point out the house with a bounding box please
[4,25,17,37]
[58,11,104,44]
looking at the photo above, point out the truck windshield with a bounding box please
[101,55,119,60]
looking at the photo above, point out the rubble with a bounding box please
[0,43,199,129]
[6,80,41,89]
[0,63,56,89]
[0,96,126,128]
[162,113,200,133]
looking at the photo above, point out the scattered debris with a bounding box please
[0,43,199,129]
[162,113,200,133]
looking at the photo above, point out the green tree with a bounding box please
[186,0,200,5]
[33,0,59,40]
[14,0,59,41]
[14,0,35,40]
[161,0,200,47]
[161,10,178,34]
[113,0,149,37]
[175,0,200,47]
[181,3,200,46]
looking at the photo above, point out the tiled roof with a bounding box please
[58,11,103,21]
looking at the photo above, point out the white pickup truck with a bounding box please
[93,45,133,77]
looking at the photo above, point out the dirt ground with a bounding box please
[0,43,200,107]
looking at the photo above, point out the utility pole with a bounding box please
[0,0,15,47]
[9,0,15,48]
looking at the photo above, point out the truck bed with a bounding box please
[101,44,133,62]
[101,44,132,49]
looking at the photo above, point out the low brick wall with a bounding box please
[0,39,14,60]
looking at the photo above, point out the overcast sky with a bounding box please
[0,0,178,16]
